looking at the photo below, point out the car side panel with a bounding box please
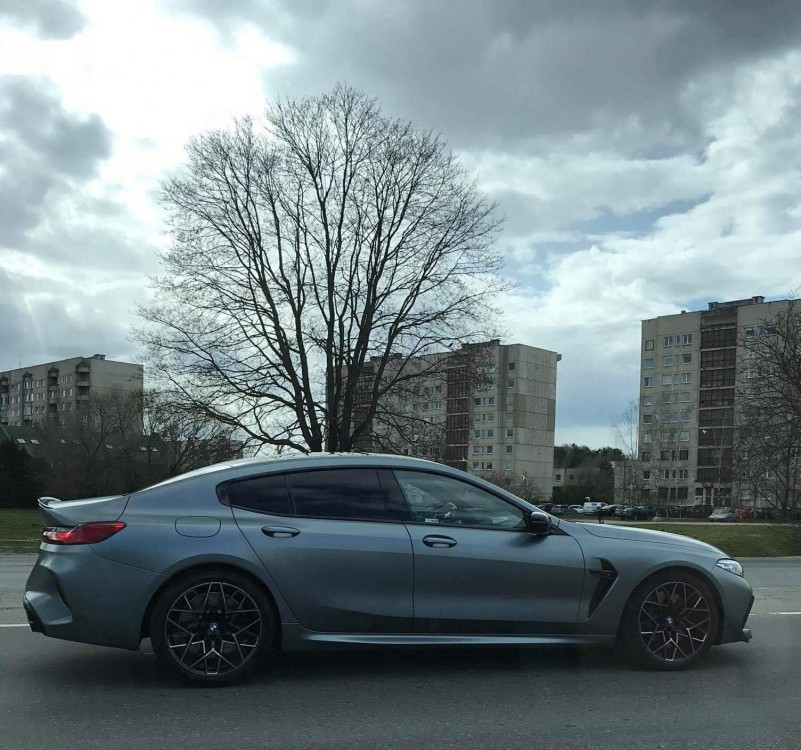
[91,485,302,628]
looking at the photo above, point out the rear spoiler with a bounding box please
[38,496,62,507]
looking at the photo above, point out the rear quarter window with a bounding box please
[220,474,293,515]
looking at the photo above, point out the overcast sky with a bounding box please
[2,0,801,448]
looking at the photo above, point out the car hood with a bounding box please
[579,523,724,555]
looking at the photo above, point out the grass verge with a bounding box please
[0,508,42,551]
[612,522,801,557]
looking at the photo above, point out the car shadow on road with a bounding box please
[28,641,746,691]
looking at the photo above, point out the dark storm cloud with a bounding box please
[0,76,113,249]
[0,0,86,40]
[166,0,801,150]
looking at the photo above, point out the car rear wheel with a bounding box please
[619,570,719,670]
[149,568,276,686]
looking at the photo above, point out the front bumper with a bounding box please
[711,565,755,645]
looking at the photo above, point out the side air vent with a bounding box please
[588,559,618,618]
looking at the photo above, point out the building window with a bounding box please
[473,430,481,439]
[644,358,654,369]
[473,446,481,455]
[644,377,654,387]
[485,446,493,455]
[642,470,651,480]
[642,433,652,444]
[679,431,690,442]
[506,395,515,405]
[505,412,513,422]
[679,469,689,479]
[505,428,513,438]
[681,372,691,384]
[506,379,515,388]
[641,451,651,462]
[505,445,512,454]
[744,327,755,338]
[680,391,690,402]
[661,374,673,386]
[682,334,693,346]
[662,355,673,367]
[642,414,653,424]
[508,362,515,372]
[663,336,674,347]
[644,339,655,351]
[643,395,653,406]
[504,463,512,471]
[434,385,442,394]
[555,473,562,481]
[679,412,690,422]
[472,462,479,470]
[682,353,692,364]
[474,398,481,406]
[678,450,689,460]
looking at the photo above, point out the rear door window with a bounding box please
[288,468,390,521]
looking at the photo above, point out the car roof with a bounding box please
[138,452,444,491]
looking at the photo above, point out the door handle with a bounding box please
[261,525,300,538]
[422,535,457,549]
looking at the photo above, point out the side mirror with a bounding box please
[528,510,551,535]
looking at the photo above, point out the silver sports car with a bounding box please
[24,454,753,685]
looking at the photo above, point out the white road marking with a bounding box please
[768,611,801,615]
[0,624,29,628]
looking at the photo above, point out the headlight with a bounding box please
[716,559,743,577]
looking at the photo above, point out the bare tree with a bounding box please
[141,390,246,476]
[613,400,640,506]
[135,85,507,454]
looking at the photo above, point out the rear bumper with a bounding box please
[24,545,162,650]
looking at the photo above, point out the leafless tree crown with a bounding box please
[135,84,507,453]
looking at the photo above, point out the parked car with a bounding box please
[598,504,620,517]
[24,454,754,685]
[618,506,655,521]
[567,505,584,515]
[738,507,754,520]
[709,507,739,522]
[549,505,568,516]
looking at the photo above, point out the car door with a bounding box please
[228,467,413,633]
[392,469,585,634]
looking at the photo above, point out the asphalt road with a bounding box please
[1,553,800,750]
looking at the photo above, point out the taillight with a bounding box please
[42,522,126,545]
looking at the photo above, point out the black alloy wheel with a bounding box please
[621,571,718,670]
[150,569,275,685]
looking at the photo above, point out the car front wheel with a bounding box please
[619,571,719,670]
[149,568,276,686]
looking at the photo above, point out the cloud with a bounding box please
[168,0,801,152]
[0,0,86,40]
[0,265,142,371]
[0,75,113,248]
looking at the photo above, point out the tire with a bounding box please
[619,570,719,671]
[149,568,276,686]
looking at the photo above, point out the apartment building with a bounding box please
[0,354,144,429]
[358,340,560,498]
[638,295,794,506]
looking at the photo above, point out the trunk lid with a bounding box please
[38,495,130,528]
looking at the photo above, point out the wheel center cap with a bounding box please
[665,616,674,626]
[207,622,219,636]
